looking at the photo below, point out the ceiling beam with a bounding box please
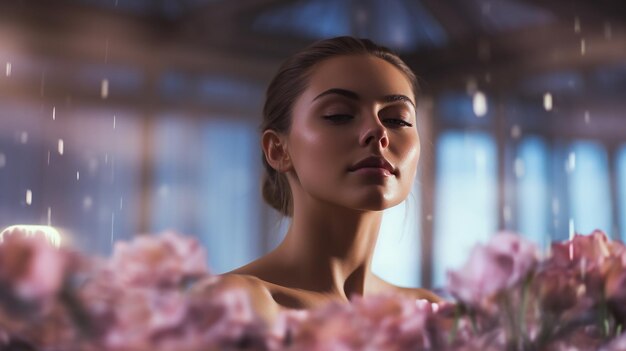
[406,20,625,93]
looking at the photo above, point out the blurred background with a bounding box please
[0,0,625,290]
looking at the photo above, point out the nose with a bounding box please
[359,117,389,149]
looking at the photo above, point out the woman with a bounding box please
[199,36,440,321]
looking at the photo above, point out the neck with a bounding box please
[273,200,383,300]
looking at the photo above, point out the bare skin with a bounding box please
[203,55,440,320]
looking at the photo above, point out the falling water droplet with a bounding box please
[76,171,80,181]
[47,150,51,165]
[514,158,525,178]
[20,132,28,144]
[584,110,590,124]
[113,115,116,129]
[26,189,32,205]
[47,207,52,226]
[566,152,576,173]
[120,196,123,210]
[52,106,56,120]
[101,79,109,99]
[58,139,64,155]
[0,153,6,168]
[580,39,586,55]
[574,16,581,33]
[543,93,553,111]
[511,125,522,139]
[5,62,11,77]
[472,91,488,117]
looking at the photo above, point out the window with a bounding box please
[433,131,498,287]
[516,136,550,248]
[151,116,261,273]
[568,141,612,236]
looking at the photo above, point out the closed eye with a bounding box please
[384,119,413,128]
[323,114,354,123]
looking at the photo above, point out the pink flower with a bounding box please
[550,230,619,269]
[108,232,209,289]
[284,294,439,350]
[447,232,539,305]
[0,231,70,301]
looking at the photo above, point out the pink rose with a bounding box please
[285,294,438,350]
[108,232,209,289]
[447,232,539,305]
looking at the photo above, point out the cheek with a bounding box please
[288,122,348,174]
[396,132,421,172]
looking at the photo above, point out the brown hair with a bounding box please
[260,36,419,216]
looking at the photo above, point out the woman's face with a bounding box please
[286,54,420,211]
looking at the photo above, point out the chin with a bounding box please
[350,192,405,212]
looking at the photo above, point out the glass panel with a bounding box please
[433,131,498,287]
[151,116,261,273]
[568,141,612,235]
[516,136,550,249]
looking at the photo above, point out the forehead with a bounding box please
[304,55,414,101]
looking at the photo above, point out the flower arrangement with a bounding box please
[1,226,626,351]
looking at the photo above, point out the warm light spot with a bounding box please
[511,125,521,139]
[472,91,488,117]
[101,79,109,99]
[543,93,553,111]
[0,225,62,248]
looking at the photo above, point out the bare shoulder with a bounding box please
[191,273,280,323]
[372,275,443,303]
[392,285,443,303]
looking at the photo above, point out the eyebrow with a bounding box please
[311,88,416,109]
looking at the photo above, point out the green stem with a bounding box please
[447,304,461,345]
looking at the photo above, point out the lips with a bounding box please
[349,156,396,175]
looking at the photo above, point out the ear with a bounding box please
[261,130,292,172]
